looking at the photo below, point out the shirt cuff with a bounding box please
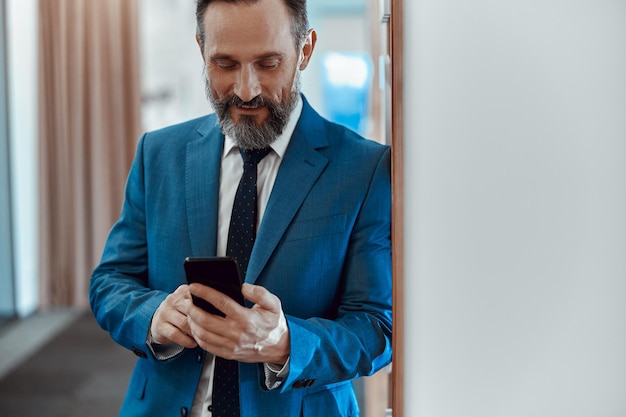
[146,331,185,360]
[263,357,290,390]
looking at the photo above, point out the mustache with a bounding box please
[222,95,270,109]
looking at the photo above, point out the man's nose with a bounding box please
[234,66,262,103]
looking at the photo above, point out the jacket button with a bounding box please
[131,347,147,359]
[293,379,317,388]
[180,407,188,417]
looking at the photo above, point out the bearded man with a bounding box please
[90,0,392,416]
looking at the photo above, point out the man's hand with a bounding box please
[186,283,290,365]
[150,284,198,348]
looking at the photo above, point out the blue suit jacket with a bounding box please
[90,97,392,417]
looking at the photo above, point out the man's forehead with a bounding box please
[201,2,295,58]
[202,1,291,37]
[202,0,290,24]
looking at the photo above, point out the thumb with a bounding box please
[242,283,281,313]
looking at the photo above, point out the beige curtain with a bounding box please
[38,0,141,307]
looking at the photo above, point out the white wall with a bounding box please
[6,0,39,317]
[402,1,626,416]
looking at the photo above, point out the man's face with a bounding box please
[198,0,315,150]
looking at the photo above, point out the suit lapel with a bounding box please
[185,118,224,257]
[246,101,329,284]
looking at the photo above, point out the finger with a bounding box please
[188,283,243,318]
[151,314,196,347]
[171,284,191,309]
[151,285,193,345]
[160,322,198,349]
[185,300,240,357]
[171,307,194,336]
[185,297,237,342]
[185,296,225,327]
[242,283,281,313]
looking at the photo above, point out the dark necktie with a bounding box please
[212,147,271,417]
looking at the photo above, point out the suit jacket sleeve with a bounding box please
[89,133,168,358]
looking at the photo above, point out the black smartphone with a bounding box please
[183,257,245,317]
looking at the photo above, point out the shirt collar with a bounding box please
[223,95,303,159]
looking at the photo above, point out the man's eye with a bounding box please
[214,60,237,70]
[258,60,279,69]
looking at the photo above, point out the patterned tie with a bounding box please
[212,147,271,417]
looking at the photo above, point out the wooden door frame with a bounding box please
[390,0,404,416]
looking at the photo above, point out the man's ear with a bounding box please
[299,29,317,71]
[195,33,204,57]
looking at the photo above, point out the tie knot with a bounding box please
[240,147,271,164]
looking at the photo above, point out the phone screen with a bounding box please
[183,257,244,316]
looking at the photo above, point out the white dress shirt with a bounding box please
[190,96,303,417]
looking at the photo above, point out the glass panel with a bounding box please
[321,52,373,135]
[0,0,16,320]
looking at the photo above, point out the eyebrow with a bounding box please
[210,52,285,62]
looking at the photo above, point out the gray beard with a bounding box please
[204,69,301,150]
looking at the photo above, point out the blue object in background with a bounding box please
[321,52,373,136]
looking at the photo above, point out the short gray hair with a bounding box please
[195,0,309,51]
